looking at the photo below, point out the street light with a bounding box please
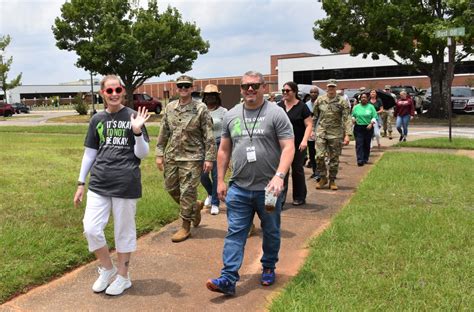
[90,71,96,115]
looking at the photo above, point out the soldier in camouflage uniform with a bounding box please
[313,79,352,190]
[156,75,216,242]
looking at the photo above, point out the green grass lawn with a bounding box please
[0,126,184,303]
[271,152,473,311]
[0,124,160,137]
[398,137,474,150]
[411,114,474,126]
[46,112,162,124]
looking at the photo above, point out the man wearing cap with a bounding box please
[313,79,352,190]
[381,85,396,139]
[156,75,216,242]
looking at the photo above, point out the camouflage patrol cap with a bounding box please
[176,75,194,84]
[384,85,391,90]
[359,87,366,92]
[327,79,337,87]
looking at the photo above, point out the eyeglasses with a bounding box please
[177,83,192,89]
[103,87,123,95]
[282,89,292,94]
[240,83,261,91]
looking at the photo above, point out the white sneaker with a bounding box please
[210,205,219,215]
[204,195,212,207]
[92,266,117,292]
[105,274,132,296]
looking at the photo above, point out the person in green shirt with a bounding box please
[351,93,378,166]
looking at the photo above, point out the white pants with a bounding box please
[83,191,138,253]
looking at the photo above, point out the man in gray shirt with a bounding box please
[206,71,294,296]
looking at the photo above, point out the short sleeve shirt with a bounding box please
[221,100,294,191]
[278,100,311,147]
[85,106,149,198]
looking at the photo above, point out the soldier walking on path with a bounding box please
[156,75,216,243]
[313,79,352,190]
[206,71,294,296]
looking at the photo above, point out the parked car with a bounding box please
[422,88,431,111]
[0,102,14,117]
[344,88,361,107]
[133,93,162,114]
[297,84,326,104]
[390,85,424,114]
[11,103,30,114]
[451,86,474,113]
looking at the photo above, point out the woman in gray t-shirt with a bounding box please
[200,84,227,215]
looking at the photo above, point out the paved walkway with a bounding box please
[1,134,471,311]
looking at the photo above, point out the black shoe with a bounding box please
[309,173,316,179]
[357,162,364,166]
[402,136,407,142]
[399,134,404,142]
[292,200,306,206]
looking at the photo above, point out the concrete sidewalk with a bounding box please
[2,140,392,312]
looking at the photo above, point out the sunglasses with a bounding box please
[103,87,123,95]
[240,83,261,91]
[177,84,192,89]
[282,89,293,94]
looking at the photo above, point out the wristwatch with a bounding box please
[77,181,85,186]
[275,172,285,179]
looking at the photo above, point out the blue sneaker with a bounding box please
[206,277,236,296]
[261,267,276,286]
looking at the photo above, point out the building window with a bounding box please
[293,61,474,84]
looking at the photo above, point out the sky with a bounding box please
[0,0,327,85]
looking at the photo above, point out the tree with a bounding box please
[52,0,209,106]
[314,0,473,118]
[0,35,22,104]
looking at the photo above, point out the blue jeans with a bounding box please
[200,138,220,206]
[396,115,410,136]
[221,183,282,284]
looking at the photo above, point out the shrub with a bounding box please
[73,93,88,115]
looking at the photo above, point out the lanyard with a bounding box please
[242,101,265,143]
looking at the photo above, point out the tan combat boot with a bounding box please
[329,179,338,190]
[171,220,191,243]
[315,177,328,189]
[193,200,204,227]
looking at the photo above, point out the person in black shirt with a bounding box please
[278,82,312,206]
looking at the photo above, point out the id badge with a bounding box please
[246,146,257,162]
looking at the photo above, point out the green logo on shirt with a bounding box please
[96,121,105,144]
[231,118,242,137]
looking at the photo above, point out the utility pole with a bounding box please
[90,71,96,115]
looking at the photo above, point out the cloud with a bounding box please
[0,0,327,84]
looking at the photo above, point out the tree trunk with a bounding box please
[124,84,134,109]
[427,61,446,118]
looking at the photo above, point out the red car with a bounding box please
[133,93,162,114]
[0,102,14,117]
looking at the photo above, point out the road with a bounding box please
[2,111,473,139]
